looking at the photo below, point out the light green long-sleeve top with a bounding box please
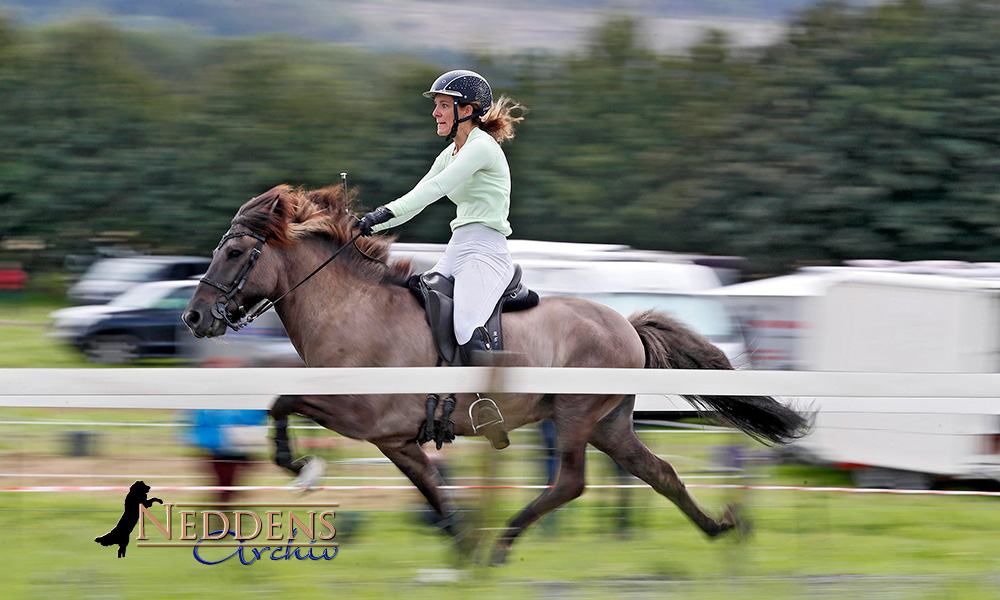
[374,126,513,236]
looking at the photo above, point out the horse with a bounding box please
[182,184,808,565]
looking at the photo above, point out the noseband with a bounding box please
[200,228,365,332]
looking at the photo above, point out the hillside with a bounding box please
[0,0,821,53]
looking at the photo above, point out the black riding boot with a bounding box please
[459,326,492,366]
[460,327,509,450]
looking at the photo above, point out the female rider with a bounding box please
[358,70,525,364]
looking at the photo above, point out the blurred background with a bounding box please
[2,0,1000,598]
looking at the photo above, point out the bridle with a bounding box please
[200,231,267,331]
[200,228,364,331]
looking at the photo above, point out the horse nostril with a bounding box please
[183,310,200,327]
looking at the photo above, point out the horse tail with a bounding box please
[629,310,808,445]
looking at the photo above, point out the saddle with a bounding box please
[407,264,539,366]
[406,264,538,451]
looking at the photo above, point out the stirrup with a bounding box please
[470,396,509,450]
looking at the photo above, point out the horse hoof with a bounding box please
[290,455,325,491]
[723,502,753,539]
[488,548,508,567]
[488,540,512,567]
[444,513,478,557]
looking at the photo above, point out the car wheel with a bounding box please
[86,335,140,364]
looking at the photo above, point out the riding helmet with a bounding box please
[423,70,493,118]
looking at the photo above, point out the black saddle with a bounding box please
[407,264,539,366]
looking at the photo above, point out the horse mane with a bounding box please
[232,184,413,286]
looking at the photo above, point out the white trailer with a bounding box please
[715,268,1000,487]
[794,271,1000,487]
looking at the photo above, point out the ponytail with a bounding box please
[475,95,527,144]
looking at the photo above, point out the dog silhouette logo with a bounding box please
[95,480,163,558]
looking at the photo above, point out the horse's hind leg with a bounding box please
[588,396,739,537]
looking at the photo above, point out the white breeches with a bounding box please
[429,223,515,345]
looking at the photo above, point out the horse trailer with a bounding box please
[713,267,1000,488]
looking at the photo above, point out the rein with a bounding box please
[201,229,363,331]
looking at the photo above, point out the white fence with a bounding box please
[2,367,1000,410]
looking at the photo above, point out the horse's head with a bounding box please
[182,184,400,338]
[182,185,301,338]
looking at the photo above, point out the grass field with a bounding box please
[2,296,1000,598]
[2,418,1000,599]
[4,488,999,599]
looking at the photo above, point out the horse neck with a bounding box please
[268,240,410,366]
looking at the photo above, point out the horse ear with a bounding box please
[269,193,283,214]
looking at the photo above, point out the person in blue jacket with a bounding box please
[188,408,267,504]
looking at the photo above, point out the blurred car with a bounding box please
[67,255,211,304]
[51,279,199,363]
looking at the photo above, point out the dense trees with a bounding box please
[2,1,999,275]
[672,0,1000,273]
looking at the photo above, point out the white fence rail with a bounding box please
[2,368,1000,410]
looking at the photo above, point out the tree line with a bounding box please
[2,0,999,277]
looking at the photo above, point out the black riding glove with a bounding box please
[357,206,395,236]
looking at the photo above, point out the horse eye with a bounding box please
[227,248,243,260]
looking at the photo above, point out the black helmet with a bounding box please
[423,70,493,119]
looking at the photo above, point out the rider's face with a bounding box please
[432,95,455,136]
[432,94,473,137]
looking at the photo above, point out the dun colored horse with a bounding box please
[182,185,807,565]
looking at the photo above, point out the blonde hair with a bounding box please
[474,95,527,144]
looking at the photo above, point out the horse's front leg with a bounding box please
[378,443,473,547]
[270,395,308,474]
[269,395,327,488]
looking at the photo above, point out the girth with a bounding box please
[407,264,539,366]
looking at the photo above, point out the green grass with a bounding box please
[0,325,95,367]
[2,482,1000,599]
[0,294,93,367]
[2,421,1000,599]
[0,292,72,323]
